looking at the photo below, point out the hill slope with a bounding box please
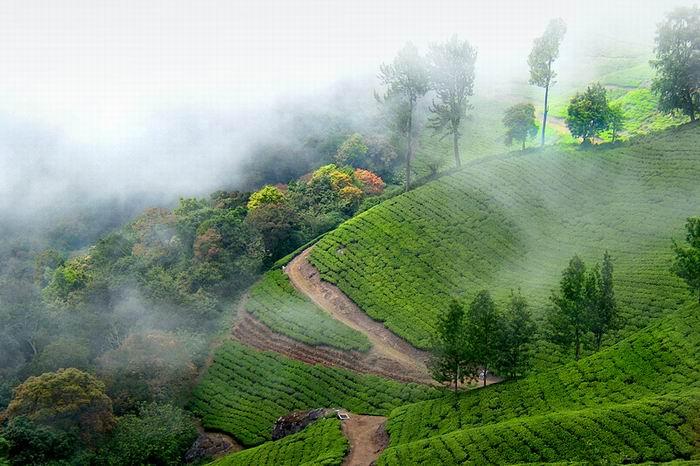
[310,123,700,351]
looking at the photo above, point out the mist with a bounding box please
[0,0,695,223]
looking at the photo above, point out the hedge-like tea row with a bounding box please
[378,391,700,465]
[211,419,347,466]
[245,270,370,351]
[385,302,700,447]
[191,341,435,446]
[310,124,700,350]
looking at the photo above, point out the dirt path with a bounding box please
[285,247,432,382]
[341,415,388,466]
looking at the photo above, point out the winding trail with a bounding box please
[285,247,432,383]
[341,415,388,466]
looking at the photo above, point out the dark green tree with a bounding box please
[607,102,625,143]
[426,35,477,168]
[548,255,588,360]
[588,252,617,350]
[429,300,473,392]
[672,217,700,303]
[503,103,539,150]
[651,6,700,122]
[466,290,501,386]
[495,290,536,379]
[566,83,611,144]
[528,18,567,146]
[378,42,429,192]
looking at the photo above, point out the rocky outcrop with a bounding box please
[272,408,334,440]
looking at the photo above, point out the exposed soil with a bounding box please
[285,247,432,382]
[341,415,388,466]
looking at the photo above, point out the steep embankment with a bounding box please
[309,123,700,352]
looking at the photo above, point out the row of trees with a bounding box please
[431,252,617,391]
[430,290,536,392]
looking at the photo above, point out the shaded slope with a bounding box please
[310,124,700,350]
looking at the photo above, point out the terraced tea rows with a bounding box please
[378,391,700,465]
[384,302,700,446]
[191,341,436,447]
[310,124,700,350]
[210,419,348,466]
[245,270,370,351]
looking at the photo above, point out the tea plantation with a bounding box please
[384,302,700,446]
[310,123,700,350]
[378,391,700,465]
[210,418,348,466]
[191,341,435,446]
[245,269,370,351]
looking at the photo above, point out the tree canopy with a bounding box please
[503,103,539,150]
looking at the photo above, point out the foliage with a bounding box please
[190,341,436,446]
[335,133,369,167]
[28,337,92,375]
[383,302,700,448]
[3,368,114,445]
[465,291,501,385]
[97,331,197,414]
[566,83,611,142]
[246,270,370,351]
[426,35,477,168]
[309,125,700,356]
[354,168,386,195]
[607,101,625,142]
[651,6,700,121]
[528,17,567,146]
[245,203,303,263]
[503,103,538,149]
[212,418,348,466]
[100,403,198,466]
[494,291,535,379]
[378,42,429,191]
[1,416,76,465]
[247,185,286,211]
[547,255,588,359]
[672,217,700,303]
[429,300,472,391]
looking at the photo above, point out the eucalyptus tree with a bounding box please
[528,18,567,146]
[378,43,429,191]
[426,36,477,168]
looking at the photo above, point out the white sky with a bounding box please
[0,0,689,143]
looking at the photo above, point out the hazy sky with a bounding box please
[0,0,694,216]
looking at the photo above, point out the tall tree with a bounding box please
[503,103,539,150]
[672,217,700,303]
[588,252,617,350]
[495,290,536,379]
[651,6,700,122]
[378,43,429,192]
[426,36,477,168]
[547,255,587,360]
[607,102,625,143]
[528,18,567,147]
[466,290,501,386]
[429,300,473,392]
[566,83,611,144]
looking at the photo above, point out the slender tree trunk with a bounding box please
[405,100,414,192]
[453,129,461,168]
[455,364,460,394]
[574,331,580,360]
[522,139,526,151]
[483,368,487,387]
[541,63,552,147]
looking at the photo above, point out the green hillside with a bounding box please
[245,269,370,351]
[310,123,700,351]
[376,301,700,463]
[210,418,348,466]
[191,341,435,446]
